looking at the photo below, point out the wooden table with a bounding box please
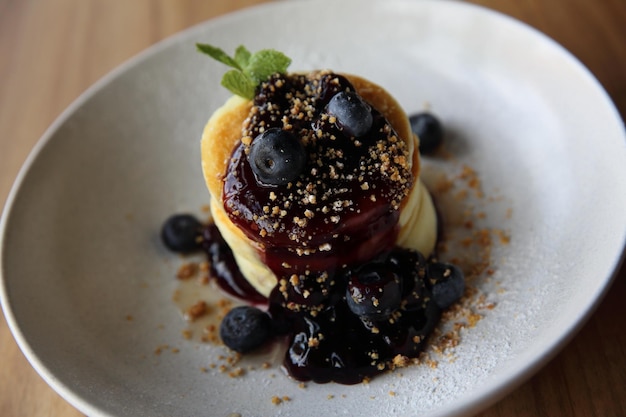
[1,0,625,416]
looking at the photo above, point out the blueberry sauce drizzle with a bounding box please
[200,223,266,304]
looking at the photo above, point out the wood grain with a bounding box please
[1,1,625,416]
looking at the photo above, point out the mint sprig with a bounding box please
[196,44,291,99]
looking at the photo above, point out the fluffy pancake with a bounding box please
[201,73,436,297]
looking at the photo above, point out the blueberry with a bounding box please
[387,248,426,278]
[346,263,402,320]
[219,306,272,353]
[386,248,427,302]
[427,262,465,309]
[409,112,444,154]
[327,91,373,138]
[248,128,307,186]
[161,214,203,253]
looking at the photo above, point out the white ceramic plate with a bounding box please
[2,1,626,416]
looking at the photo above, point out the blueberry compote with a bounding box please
[269,248,444,384]
[173,71,463,384]
[192,222,448,384]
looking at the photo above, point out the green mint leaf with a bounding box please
[221,69,256,99]
[197,43,292,99]
[196,43,241,70]
[244,49,292,84]
[234,45,251,68]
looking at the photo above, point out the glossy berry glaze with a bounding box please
[200,223,266,304]
[214,72,444,384]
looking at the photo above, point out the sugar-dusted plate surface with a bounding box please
[2,1,625,416]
